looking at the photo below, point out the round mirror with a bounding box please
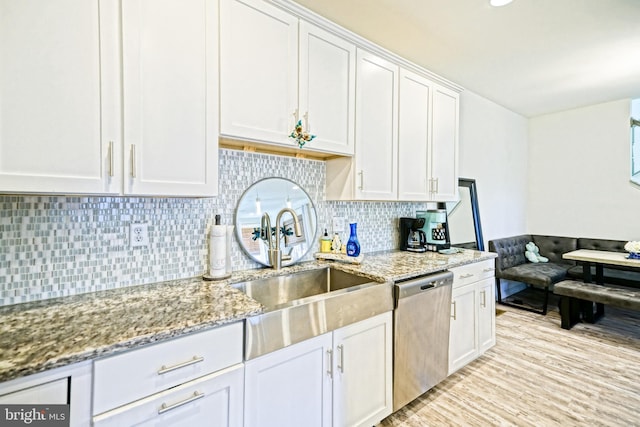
[234,178,318,267]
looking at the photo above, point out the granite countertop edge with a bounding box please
[0,248,496,383]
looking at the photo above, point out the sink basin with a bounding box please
[232,267,373,310]
[233,267,393,359]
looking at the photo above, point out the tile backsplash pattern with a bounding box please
[0,149,427,306]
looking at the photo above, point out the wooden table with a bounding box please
[562,249,640,320]
[563,249,640,284]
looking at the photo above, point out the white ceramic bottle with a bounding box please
[209,214,227,279]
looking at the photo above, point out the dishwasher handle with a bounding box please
[395,270,453,301]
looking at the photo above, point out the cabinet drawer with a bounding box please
[0,378,68,404]
[93,322,243,415]
[93,364,244,427]
[451,259,495,288]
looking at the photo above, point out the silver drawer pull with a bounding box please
[327,349,333,378]
[483,268,494,272]
[337,344,344,373]
[158,356,204,375]
[451,301,457,320]
[158,391,204,415]
[459,273,474,279]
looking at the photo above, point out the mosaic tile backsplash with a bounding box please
[0,149,428,306]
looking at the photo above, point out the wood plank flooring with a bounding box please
[379,304,640,426]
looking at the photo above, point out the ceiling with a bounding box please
[291,0,640,117]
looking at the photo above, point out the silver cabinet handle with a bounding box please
[158,391,204,415]
[108,141,114,177]
[459,273,474,279]
[292,109,299,123]
[481,290,487,308]
[303,111,310,132]
[337,344,344,373]
[157,356,204,375]
[358,170,364,190]
[451,300,457,320]
[483,268,494,273]
[326,349,333,378]
[130,144,136,178]
[434,177,439,194]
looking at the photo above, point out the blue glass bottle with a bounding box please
[346,223,361,257]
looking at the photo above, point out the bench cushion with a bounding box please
[498,262,568,288]
[566,265,640,288]
[554,280,640,311]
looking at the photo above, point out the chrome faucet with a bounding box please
[260,213,273,253]
[268,208,302,269]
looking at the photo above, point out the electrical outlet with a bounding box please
[332,216,345,233]
[130,223,149,248]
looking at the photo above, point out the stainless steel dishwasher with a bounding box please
[393,270,453,411]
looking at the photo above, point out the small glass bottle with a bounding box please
[346,223,361,257]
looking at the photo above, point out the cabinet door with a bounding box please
[0,0,120,194]
[354,49,398,200]
[449,281,478,375]
[93,365,244,427]
[478,277,496,353]
[220,0,298,147]
[430,85,459,201]
[299,21,356,155]
[244,333,332,427]
[122,0,218,196]
[333,311,393,427]
[398,68,431,201]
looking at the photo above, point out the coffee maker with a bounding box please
[399,217,427,252]
[416,206,451,252]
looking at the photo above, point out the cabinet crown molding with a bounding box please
[267,0,464,93]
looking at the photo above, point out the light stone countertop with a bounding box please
[0,248,496,383]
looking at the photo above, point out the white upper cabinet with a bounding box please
[122,0,219,197]
[398,68,459,202]
[220,0,356,155]
[398,68,431,201]
[0,0,218,197]
[220,0,299,147]
[0,0,121,194]
[298,22,356,155]
[326,49,398,200]
[430,85,459,201]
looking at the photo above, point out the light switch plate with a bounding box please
[332,216,345,233]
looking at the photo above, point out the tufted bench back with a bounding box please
[488,234,532,274]
[578,238,627,253]
[532,235,578,264]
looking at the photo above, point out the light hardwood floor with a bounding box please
[380,304,640,427]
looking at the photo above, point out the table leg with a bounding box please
[595,264,604,285]
[582,262,592,283]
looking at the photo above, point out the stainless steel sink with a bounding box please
[233,267,393,359]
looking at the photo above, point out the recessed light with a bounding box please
[490,0,513,6]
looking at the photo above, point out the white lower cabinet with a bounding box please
[92,322,244,427]
[244,311,393,427]
[448,260,496,375]
[0,362,92,427]
[93,365,243,427]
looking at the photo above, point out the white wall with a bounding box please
[458,90,529,247]
[528,99,640,240]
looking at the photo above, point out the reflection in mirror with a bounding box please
[446,178,484,251]
[235,178,318,267]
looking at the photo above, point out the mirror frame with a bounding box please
[234,177,318,267]
[457,178,484,251]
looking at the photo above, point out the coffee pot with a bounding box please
[399,217,427,252]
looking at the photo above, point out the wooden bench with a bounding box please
[553,280,640,329]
